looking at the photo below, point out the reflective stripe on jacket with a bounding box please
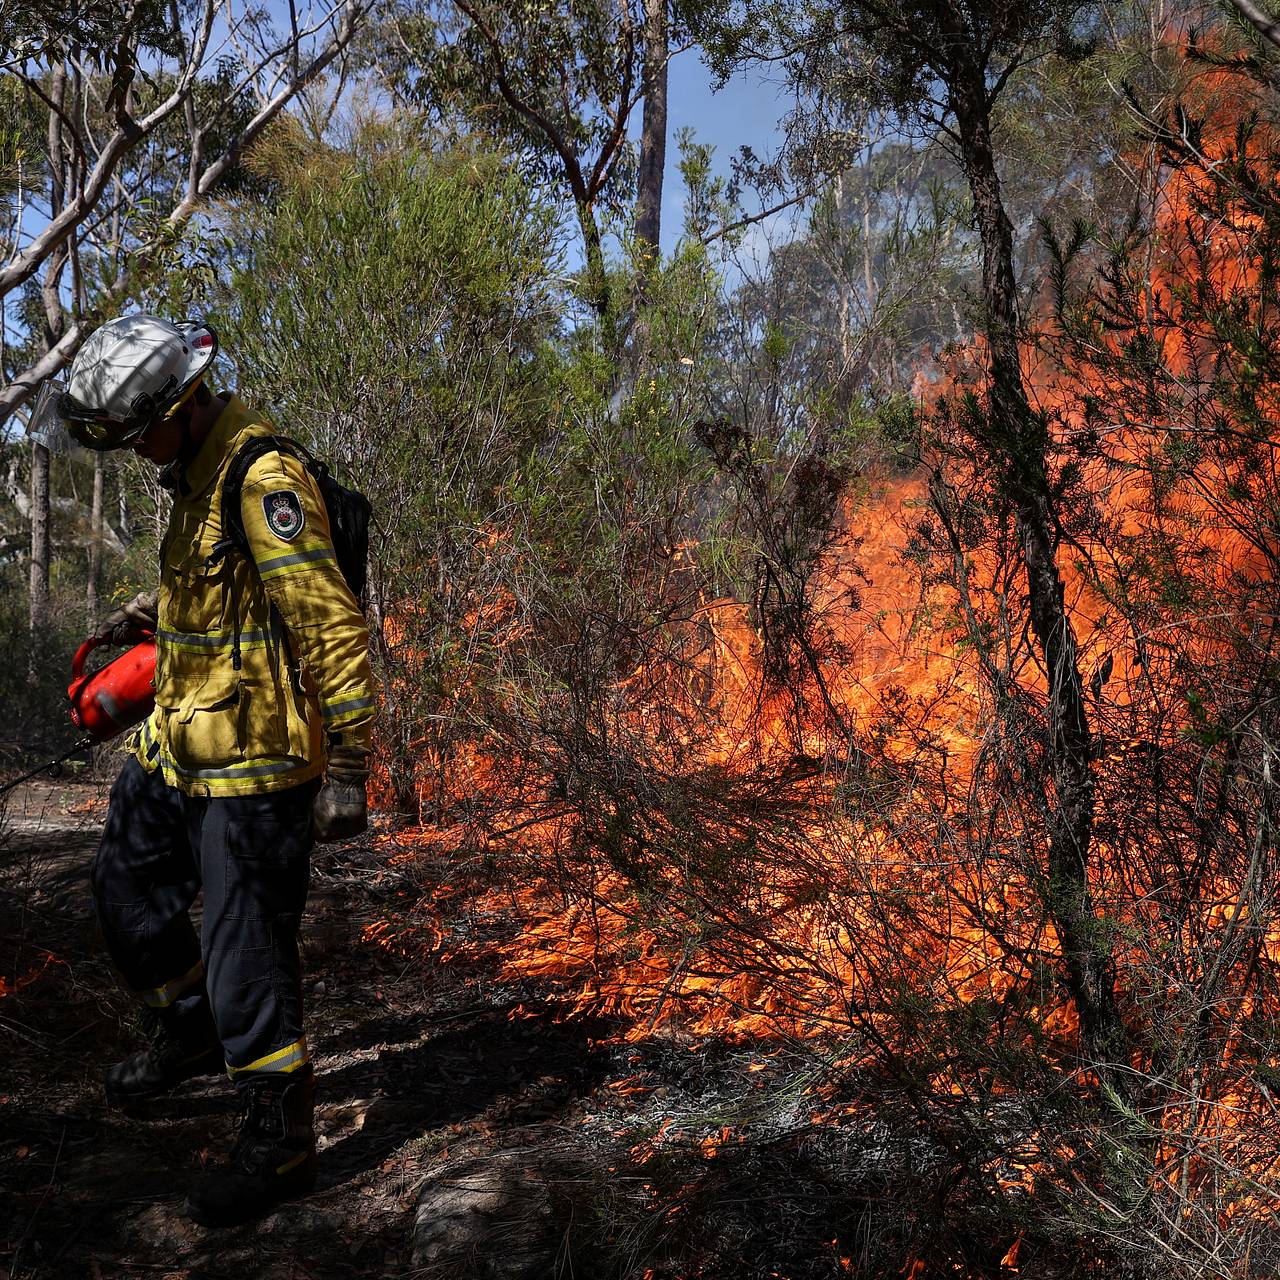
[135,395,375,797]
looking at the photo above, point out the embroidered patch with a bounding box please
[263,489,305,542]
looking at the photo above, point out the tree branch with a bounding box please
[452,0,591,208]
[0,323,84,420]
[585,0,638,201]
[1226,0,1280,52]
[0,0,217,302]
[0,0,370,423]
[170,0,369,221]
[700,182,828,245]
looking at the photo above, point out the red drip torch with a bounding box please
[67,635,157,740]
[0,636,157,801]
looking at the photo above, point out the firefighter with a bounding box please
[43,314,374,1227]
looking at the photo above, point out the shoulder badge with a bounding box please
[263,489,305,542]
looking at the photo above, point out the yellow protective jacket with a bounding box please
[135,395,375,797]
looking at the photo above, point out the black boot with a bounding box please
[185,1069,318,1228]
[105,1002,223,1107]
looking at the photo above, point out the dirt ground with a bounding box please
[0,765,624,1279]
[0,763,879,1280]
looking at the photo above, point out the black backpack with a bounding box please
[205,434,372,670]
[213,434,371,604]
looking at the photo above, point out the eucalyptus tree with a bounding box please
[0,0,371,420]
[0,0,173,72]
[691,0,1136,1087]
[375,0,684,333]
[1,0,370,629]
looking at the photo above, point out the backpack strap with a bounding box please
[207,435,301,564]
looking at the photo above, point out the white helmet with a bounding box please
[28,314,218,451]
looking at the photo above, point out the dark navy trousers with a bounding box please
[91,758,318,1079]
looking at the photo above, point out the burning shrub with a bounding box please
[418,45,1280,1280]
[215,45,1280,1277]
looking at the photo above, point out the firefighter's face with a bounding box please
[131,400,192,465]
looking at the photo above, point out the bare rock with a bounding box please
[411,1148,559,1279]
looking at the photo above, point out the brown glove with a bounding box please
[311,742,369,843]
[91,590,158,647]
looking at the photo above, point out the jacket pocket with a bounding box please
[160,554,226,638]
[239,677,309,762]
[156,673,245,770]
[157,671,315,773]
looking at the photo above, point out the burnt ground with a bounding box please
[0,763,944,1280]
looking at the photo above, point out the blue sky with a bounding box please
[657,51,789,253]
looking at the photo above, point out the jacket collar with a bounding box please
[178,394,255,498]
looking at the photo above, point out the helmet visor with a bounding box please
[27,376,148,452]
[25,377,78,453]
